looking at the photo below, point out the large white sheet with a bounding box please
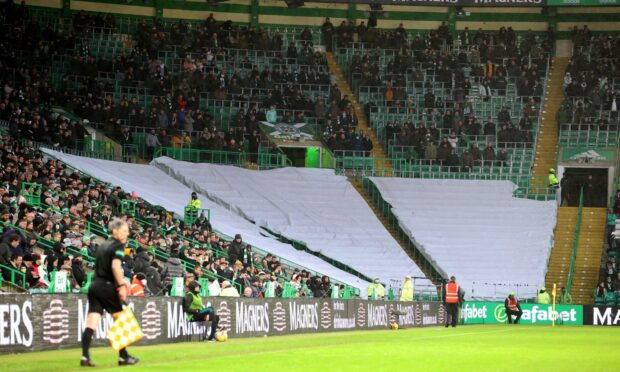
[41,149,370,292]
[151,157,432,290]
[369,177,558,300]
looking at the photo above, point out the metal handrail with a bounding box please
[566,188,584,294]
[0,263,26,289]
[154,147,292,169]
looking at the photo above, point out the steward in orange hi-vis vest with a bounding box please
[443,276,460,328]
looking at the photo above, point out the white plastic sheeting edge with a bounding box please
[151,157,432,289]
[40,149,370,292]
[369,177,558,301]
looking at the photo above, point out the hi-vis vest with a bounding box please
[507,297,518,311]
[445,282,459,304]
[188,198,201,209]
[537,292,551,304]
[548,174,559,187]
[186,292,203,321]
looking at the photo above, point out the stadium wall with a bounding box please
[0,294,444,354]
[24,0,620,35]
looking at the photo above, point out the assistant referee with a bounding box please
[80,218,139,367]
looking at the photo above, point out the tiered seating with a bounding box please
[560,34,620,150]
[568,32,620,298]
[42,148,369,293]
[334,30,550,191]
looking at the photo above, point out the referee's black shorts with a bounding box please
[88,279,123,315]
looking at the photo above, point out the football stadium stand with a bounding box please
[41,148,372,292]
[0,0,618,309]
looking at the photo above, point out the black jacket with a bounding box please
[228,241,244,264]
[72,259,87,287]
[0,237,12,266]
[145,265,163,295]
[161,257,185,287]
[133,251,150,274]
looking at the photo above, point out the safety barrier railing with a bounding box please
[566,188,585,295]
[0,263,26,289]
[154,147,292,169]
[469,282,541,302]
[559,122,619,148]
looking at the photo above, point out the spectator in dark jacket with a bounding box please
[162,251,186,292]
[320,276,332,298]
[1,227,27,257]
[145,262,163,295]
[228,234,245,265]
[0,234,20,266]
[133,247,151,274]
[3,254,24,287]
[71,253,87,287]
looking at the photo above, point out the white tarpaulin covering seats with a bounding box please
[369,177,558,300]
[40,149,370,291]
[151,157,432,290]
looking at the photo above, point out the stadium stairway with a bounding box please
[572,208,606,304]
[326,52,392,175]
[545,207,577,291]
[531,57,569,188]
[545,207,606,304]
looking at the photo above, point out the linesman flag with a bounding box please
[107,307,144,351]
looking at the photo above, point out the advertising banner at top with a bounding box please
[460,302,583,325]
[303,0,546,6]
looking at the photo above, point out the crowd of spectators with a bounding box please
[0,133,338,298]
[561,29,619,139]
[331,19,550,168]
[0,3,369,156]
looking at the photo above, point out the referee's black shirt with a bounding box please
[94,237,125,282]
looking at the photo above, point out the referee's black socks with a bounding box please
[119,348,128,359]
[81,327,94,359]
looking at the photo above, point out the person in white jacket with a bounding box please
[219,280,240,297]
[479,78,492,101]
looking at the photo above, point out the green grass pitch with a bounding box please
[1,325,616,371]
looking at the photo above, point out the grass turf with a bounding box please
[1,325,616,371]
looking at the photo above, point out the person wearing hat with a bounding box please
[367,277,385,300]
[548,168,559,189]
[504,292,523,324]
[183,280,220,341]
[187,192,201,210]
[443,276,460,328]
[217,259,234,282]
[228,234,245,265]
[537,287,551,304]
[400,275,414,302]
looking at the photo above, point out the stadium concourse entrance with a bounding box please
[559,167,609,207]
[278,143,333,168]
